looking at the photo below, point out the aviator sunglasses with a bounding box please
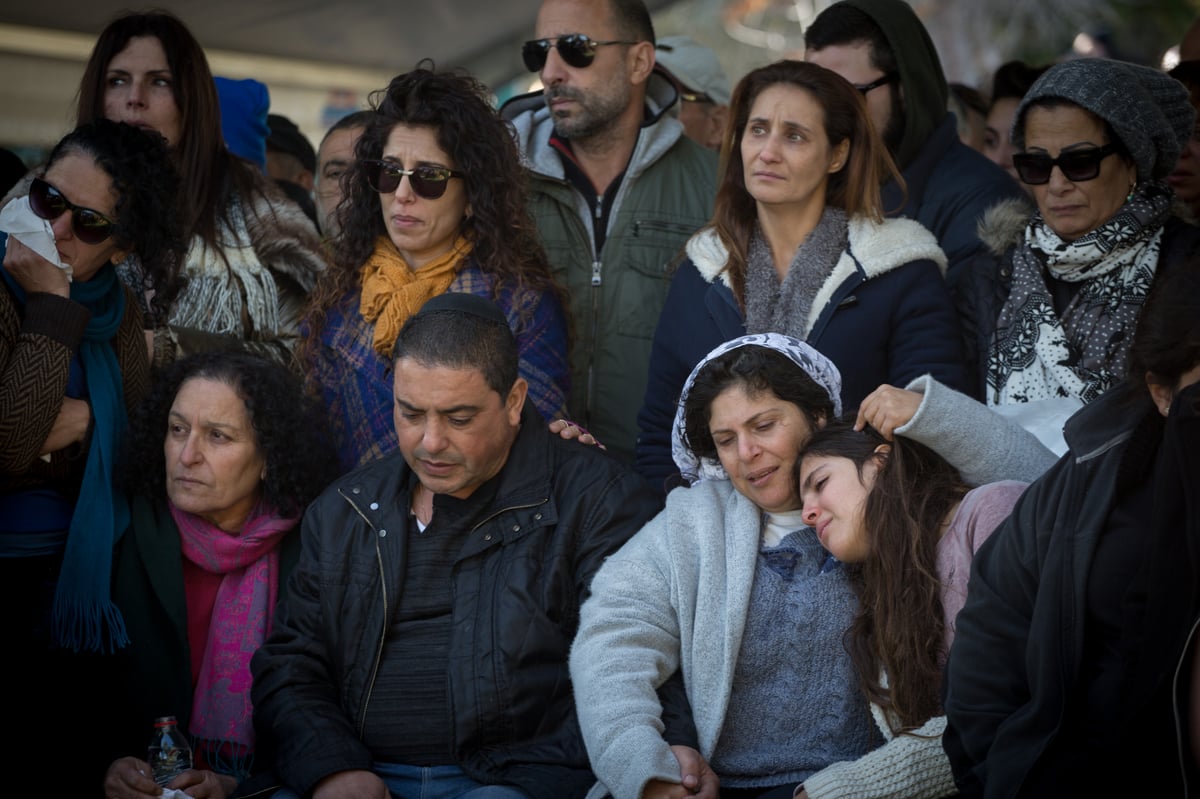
[522,34,639,72]
[1011,143,1119,185]
[361,159,464,200]
[28,177,117,244]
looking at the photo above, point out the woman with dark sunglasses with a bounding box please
[300,63,570,473]
[0,118,186,789]
[862,58,1200,469]
[74,10,328,372]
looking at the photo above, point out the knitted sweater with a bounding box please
[570,479,862,799]
[895,375,1059,485]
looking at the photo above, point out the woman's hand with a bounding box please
[854,384,923,440]
[103,756,160,799]
[548,418,605,449]
[2,236,69,297]
[39,397,91,455]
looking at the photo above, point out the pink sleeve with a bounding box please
[939,481,1029,655]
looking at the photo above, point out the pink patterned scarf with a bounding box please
[170,498,296,764]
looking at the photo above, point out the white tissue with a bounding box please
[0,195,70,280]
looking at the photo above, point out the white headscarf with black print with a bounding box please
[671,332,843,484]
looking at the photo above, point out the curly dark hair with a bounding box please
[46,119,186,317]
[300,61,568,369]
[120,351,338,518]
[799,417,968,734]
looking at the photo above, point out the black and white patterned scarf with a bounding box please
[986,180,1172,406]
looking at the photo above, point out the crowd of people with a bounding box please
[1,0,1199,797]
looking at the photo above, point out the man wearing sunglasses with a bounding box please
[803,0,1024,305]
[655,35,731,152]
[501,0,717,468]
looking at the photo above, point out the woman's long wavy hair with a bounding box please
[711,59,904,308]
[301,61,568,363]
[120,351,339,519]
[77,11,280,288]
[800,417,968,733]
[44,119,186,310]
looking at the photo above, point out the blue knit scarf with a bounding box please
[2,263,131,652]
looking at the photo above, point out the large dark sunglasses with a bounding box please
[1011,143,1119,185]
[28,177,117,245]
[522,34,638,72]
[853,72,898,96]
[361,159,463,200]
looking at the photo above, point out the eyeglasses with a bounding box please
[1011,143,1119,185]
[853,73,898,96]
[522,34,639,72]
[28,177,117,245]
[361,159,463,200]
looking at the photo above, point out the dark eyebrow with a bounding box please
[167,410,239,433]
[395,398,481,415]
[800,462,825,492]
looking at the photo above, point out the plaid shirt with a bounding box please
[308,263,569,473]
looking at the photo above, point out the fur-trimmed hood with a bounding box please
[684,215,946,338]
[976,196,1036,256]
[975,193,1197,256]
[686,215,947,286]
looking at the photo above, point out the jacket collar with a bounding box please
[500,70,687,183]
[1061,385,1151,464]
[336,403,554,535]
[684,215,947,289]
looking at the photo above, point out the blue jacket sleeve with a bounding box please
[882,258,968,396]
[634,260,738,497]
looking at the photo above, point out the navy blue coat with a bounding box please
[634,219,969,496]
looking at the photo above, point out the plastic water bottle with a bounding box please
[147,715,192,786]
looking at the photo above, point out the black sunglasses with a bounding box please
[361,159,463,200]
[1011,143,1119,185]
[853,72,898,96]
[28,177,117,245]
[522,34,639,72]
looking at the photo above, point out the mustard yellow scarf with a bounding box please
[359,235,473,358]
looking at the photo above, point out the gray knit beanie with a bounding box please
[1012,58,1194,181]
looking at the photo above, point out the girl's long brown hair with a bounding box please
[800,417,967,733]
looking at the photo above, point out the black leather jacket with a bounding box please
[249,404,662,799]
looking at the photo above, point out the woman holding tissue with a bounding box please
[0,119,184,788]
